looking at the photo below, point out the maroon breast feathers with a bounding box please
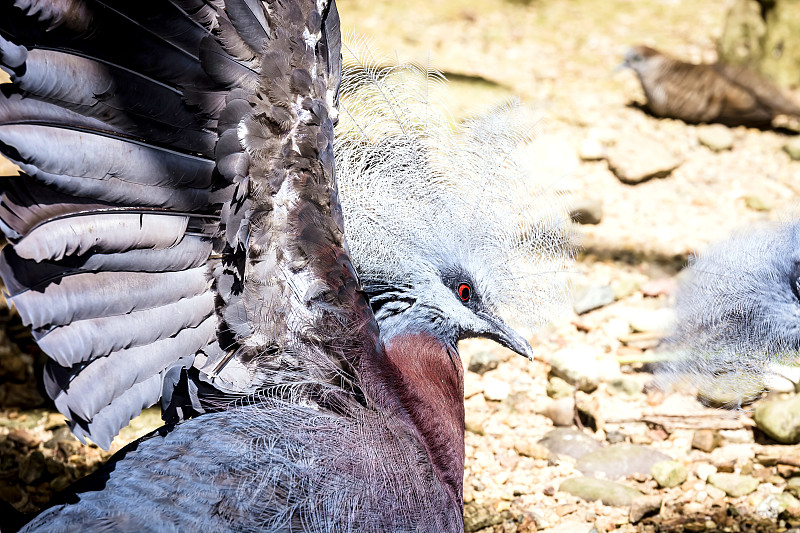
[381,333,466,508]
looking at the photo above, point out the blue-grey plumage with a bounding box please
[0,0,572,530]
[658,219,800,407]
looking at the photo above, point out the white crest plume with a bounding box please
[335,39,574,330]
[657,219,800,407]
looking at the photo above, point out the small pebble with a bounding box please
[483,378,510,402]
[697,124,734,152]
[754,394,800,444]
[692,429,722,453]
[546,376,574,399]
[468,350,499,375]
[744,194,773,212]
[651,460,687,488]
[543,397,575,427]
[695,463,717,481]
[784,137,800,161]
[707,472,760,498]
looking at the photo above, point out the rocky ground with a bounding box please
[2,0,800,531]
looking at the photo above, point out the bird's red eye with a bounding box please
[458,283,471,302]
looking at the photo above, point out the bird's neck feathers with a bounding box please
[369,331,466,508]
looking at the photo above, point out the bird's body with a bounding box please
[658,219,800,408]
[0,0,571,530]
[27,380,465,532]
[622,45,800,128]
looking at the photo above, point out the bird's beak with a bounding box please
[476,311,534,360]
[612,61,628,74]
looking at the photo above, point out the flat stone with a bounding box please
[606,134,682,184]
[695,463,717,481]
[578,137,606,161]
[573,284,615,315]
[576,443,671,479]
[569,197,603,225]
[697,124,734,152]
[468,350,499,375]
[640,277,677,297]
[651,460,687,488]
[514,441,551,460]
[51,475,72,493]
[465,412,485,435]
[707,473,759,498]
[45,413,67,431]
[628,308,674,334]
[784,137,800,161]
[7,429,41,448]
[744,194,773,212]
[765,372,799,393]
[765,364,800,393]
[547,347,620,393]
[754,394,800,444]
[559,476,642,506]
[546,376,574,399]
[611,278,640,300]
[602,317,631,340]
[538,428,603,460]
[483,378,510,402]
[607,376,642,396]
[629,494,663,523]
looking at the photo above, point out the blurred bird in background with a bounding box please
[0,0,571,530]
[620,45,800,129]
[657,219,800,408]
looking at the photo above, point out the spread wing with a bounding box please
[657,220,800,407]
[0,0,373,449]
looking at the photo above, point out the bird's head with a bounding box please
[619,45,662,75]
[365,256,535,359]
[335,44,574,360]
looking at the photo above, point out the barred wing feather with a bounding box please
[0,0,364,449]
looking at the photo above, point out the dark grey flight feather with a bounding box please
[657,219,800,407]
[0,0,328,446]
[0,238,212,295]
[621,45,800,128]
